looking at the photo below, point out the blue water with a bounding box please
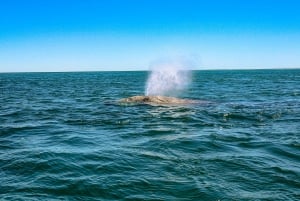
[0,70,299,200]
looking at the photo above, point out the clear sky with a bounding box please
[0,0,300,72]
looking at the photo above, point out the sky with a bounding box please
[0,0,300,72]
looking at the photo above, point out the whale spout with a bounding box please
[119,95,200,105]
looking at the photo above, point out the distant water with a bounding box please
[0,70,299,200]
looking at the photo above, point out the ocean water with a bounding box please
[0,70,299,200]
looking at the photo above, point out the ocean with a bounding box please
[0,70,299,200]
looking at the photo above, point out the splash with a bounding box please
[145,58,192,96]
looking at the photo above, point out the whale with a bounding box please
[119,95,204,105]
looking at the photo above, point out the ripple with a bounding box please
[1,70,299,200]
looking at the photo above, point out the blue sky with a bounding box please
[0,0,300,72]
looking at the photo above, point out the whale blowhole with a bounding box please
[119,57,201,105]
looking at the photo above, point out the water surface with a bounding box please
[0,70,299,200]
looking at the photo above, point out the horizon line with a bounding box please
[1,67,299,74]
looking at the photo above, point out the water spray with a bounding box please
[145,58,192,97]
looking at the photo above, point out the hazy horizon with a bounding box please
[1,67,300,74]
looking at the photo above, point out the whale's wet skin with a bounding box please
[119,95,204,105]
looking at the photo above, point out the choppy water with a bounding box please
[0,70,299,200]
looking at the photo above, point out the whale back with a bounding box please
[119,95,198,104]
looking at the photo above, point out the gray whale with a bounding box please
[119,95,202,105]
